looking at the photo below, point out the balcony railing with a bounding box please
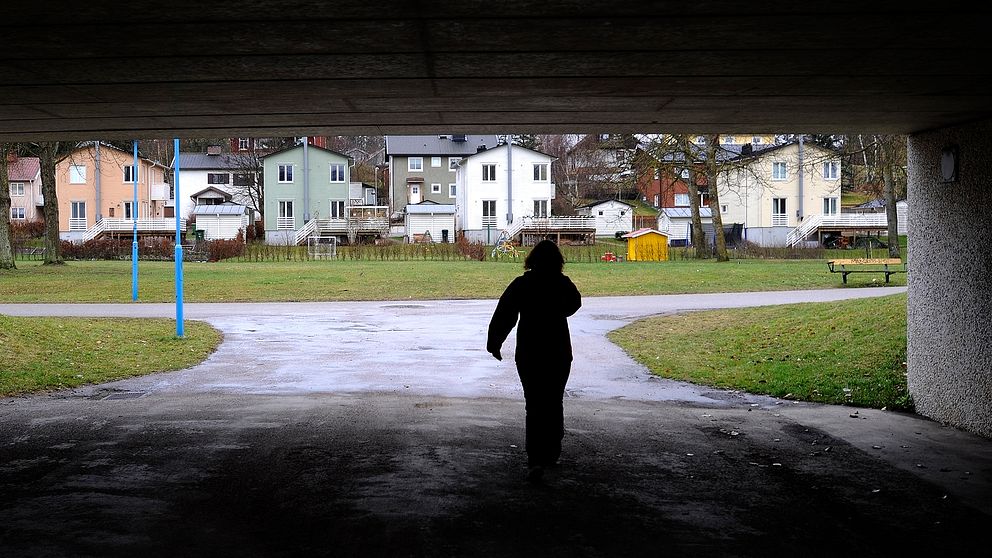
[69,218,87,230]
[772,214,788,227]
[277,217,295,230]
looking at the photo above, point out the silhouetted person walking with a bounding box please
[487,240,582,482]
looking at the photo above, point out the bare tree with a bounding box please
[22,141,81,265]
[844,135,906,258]
[0,143,14,269]
[229,147,266,220]
[704,135,729,261]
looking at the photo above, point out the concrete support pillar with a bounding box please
[907,119,992,437]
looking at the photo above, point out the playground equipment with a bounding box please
[491,229,520,258]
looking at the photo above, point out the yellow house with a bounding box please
[622,228,669,261]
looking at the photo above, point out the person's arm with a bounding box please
[560,275,582,318]
[486,279,520,361]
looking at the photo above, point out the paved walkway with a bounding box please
[3,287,990,556]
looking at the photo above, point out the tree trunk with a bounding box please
[39,142,64,265]
[883,149,900,259]
[706,135,729,261]
[0,143,15,269]
[687,168,707,257]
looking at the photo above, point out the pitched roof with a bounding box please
[458,142,555,161]
[260,143,351,160]
[189,186,233,201]
[662,207,713,218]
[622,228,667,238]
[576,199,634,209]
[385,135,501,156]
[177,152,247,170]
[6,156,40,181]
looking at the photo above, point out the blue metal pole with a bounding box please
[173,138,184,337]
[132,141,139,301]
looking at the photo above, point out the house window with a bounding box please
[233,174,251,187]
[449,183,457,198]
[598,210,604,216]
[408,157,423,172]
[69,201,86,229]
[533,163,549,181]
[653,168,660,180]
[653,194,659,207]
[772,198,788,226]
[533,200,548,218]
[207,172,230,185]
[823,161,840,180]
[431,183,441,194]
[238,138,250,150]
[723,136,735,144]
[123,165,138,183]
[680,168,690,179]
[823,197,839,215]
[9,182,24,197]
[482,200,497,226]
[330,200,345,219]
[752,136,764,145]
[329,163,345,183]
[695,136,706,145]
[431,156,442,168]
[411,186,420,195]
[482,164,497,181]
[277,200,294,229]
[772,162,788,181]
[278,164,293,183]
[721,204,729,213]
[448,157,461,170]
[10,207,25,220]
[69,165,87,184]
[674,193,690,206]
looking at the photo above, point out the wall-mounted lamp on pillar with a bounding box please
[940,144,958,183]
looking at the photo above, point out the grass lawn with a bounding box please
[0,316,222,396]
[608,293,910,410]
[0,258,904,303]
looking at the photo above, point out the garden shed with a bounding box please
[192,202,250,241]
[622,228,669,261]
[405,201,456,243]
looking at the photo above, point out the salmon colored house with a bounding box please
[56,143,173,241]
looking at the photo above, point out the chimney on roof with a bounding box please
[477,145,487,153]
[5,151,16,164]
[206,145,222,156]
[451,134,466,142]
[741,143,753,155]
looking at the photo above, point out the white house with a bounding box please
[576,199,634,236]
[405,201,456,243]
[176,147,258,221]
[454,143,556,243]
[657,207,713,246]
[192,202,250,241]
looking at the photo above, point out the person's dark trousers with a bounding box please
[516,360,571,467]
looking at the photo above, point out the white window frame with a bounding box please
[10,206,25,220]
[674,193,690,207]
[277,200,295,229]
[448,183,457,198]
[482,163,497,182]
[723,136,736,144]
[695,136,706,145]
[533,199,548,218]
[721,204,729,213]
[772,162,788,181]
[448,157,461,170]
[10,182,24,197]
[823,197,839,215]
[533,163,549,182]
[278,164,294,183]
[238,138,250,150]
[408,157,423,172]
[69,201,86,230]
[329,163,346,183]
[123,165,138,183]
[680,168,690,179]
[431,183,441,194]
[207,172,229,185]
[772,198,788,226]
[482,199,497,227]
[431,156,442,168]
[123,201,135,220]
[69,165,87,184]
[823,161,840,180]
[329,199,345,219]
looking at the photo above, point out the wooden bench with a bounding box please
[827,258,905,284]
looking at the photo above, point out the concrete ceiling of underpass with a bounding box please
[1,1,990,141]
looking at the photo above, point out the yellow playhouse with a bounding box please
[622,228,669,261]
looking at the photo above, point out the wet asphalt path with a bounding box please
[5,285,992,557]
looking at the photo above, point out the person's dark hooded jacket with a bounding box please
[487,269,582,363]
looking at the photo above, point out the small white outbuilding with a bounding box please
[405,201,456,243]
[575,199,634,237]
[192,202,250,241]
[657,207,713,246]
